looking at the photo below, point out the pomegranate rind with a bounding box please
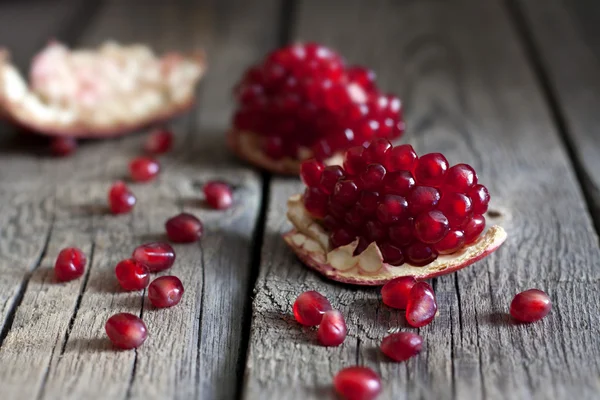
[0,43,206,138]
[283,194,507,285]
[227,129,344,174]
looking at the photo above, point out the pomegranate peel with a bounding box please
[283,194,506,285]
[0,42,206,138]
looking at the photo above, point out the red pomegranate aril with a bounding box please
[333,180,360,205]
[317,310,347,347]
[376,195,408,225]
[304,187,329,219]
[357,191,380,216]
[148,276,184,308]
[300,159,325,187]
[381,276,416,309]
[414,210,450,244]
[389,220,414,247]
[129,157,160,182]
[165,213,204,243]
[463,214,486,244]
[348,66,376,90]
[345,206,365,229]
[293,291,332,326]
[406,282,437,327]
[132,242,176,272]
[407,186,440,215]
[50,137,77,157]
[331,228,356,248]
[320,165,345,194]
[203,181,233,210]
[405,242,437,266]
[383,171,415,196]
[105,313,147,350]
[333,366,382,400]
[54,247,86,282]
[414,153,449,187]
[434,230,465,255]
[444,163,477,192]
[469,184,490,214]
[364,220,386,243]
[115,259,149,291]
[379,242,405,265]
[510,289,551,323]
[438,192,473,227]
[380,332,423,362]
[108,181,136,214]
[359,163,386,190]
[385,144,417,172]
[144,129,173,154]
[343,146,367,176]
[364,138,392,164]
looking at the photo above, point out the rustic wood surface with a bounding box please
[0,0,599,399]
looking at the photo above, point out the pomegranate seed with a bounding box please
[165,213,203,243]
[343,146,367,176]
[293,291,332,326]
[414,210,450,244]
[405,242,437,266]
[444,163,477,192]
[129,157,160,182]
[510,289,551,323]
[132,242,176,272]
[414,153,449,187]
[379,243,405,265]
[357,191,380,216]
[359,164,386,190]
[300,159,325,187]
[469,184,490,214]
[364,138,392,164]
[381,276,416,309]
[376,195,408,225]
[145,129,173,154]
[317,310,347,346]
[148,276,184,308]
[203,181,233,210]
[54,247,86,282]
[463,214,486,244]
[108,181,136,214]
[364,220,386,243]
[380,332,423,362]
[320,165,345,194]
[331,228,356,248]
[304,187,329,219]
[438,192,472,227]
[385,144,417,172]
[105,313,147,349]
[50,137,77,157]
[407,186,440,215]
[333,366,381,400]
[406,282,437,327]
[115,259,149,291]
[333,180,360,206]
[383,171,415,196]
[389,220,414,247]
[434,230,465,254]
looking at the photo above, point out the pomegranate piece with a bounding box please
[292,291,332,326]
[510,289,552,323]
[115,258,150,291]
[317,310,347,346]
[381,276,416,309]
[203,181,233,210]
[148,276,184,308]
[129,157,160,182]
[380,332,423,362]
[54,247,87,282]
[105,313,147,349]
[333,366,382,400]
[132,242,176,272]
[50,137,77,157]
[145,128,173,154]
[406,282,437,327]
[108,181,136,214]
[165,213,203,243]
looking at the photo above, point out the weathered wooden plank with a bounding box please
[243,1,600,399]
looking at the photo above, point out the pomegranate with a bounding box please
[145,128,173,154]
[165,213,203,243]
[115,258,150,291]
[148,276,184,308]
[108,181,136,214]
[203,181,233,210]
[381,276,416,309]
[229,43,404,174]
[510,289,552,323]
[333,366,381,400]
[129,157,160,182]
[380,332,423,362]
[105,313,147,349]
[317,310,347,346]
[54,247,86,282]
[283,139,506,285]
[406,282,437,328]
[50,137,77,156]
[292,291,332,326]
[132,242,176,272]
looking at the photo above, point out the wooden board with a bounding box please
[243,0,600,399]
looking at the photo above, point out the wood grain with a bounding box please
[243,1,600,399]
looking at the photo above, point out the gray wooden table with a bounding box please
[0,1,598,399]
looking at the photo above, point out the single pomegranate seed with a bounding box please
[444,163,477,192]
[144,129,173,154]
[304,187,329,218]
[333,180,360,206]
[132,242,176,272]
[414,210,450,244]
[407,186,440,215]
[105,313,147,349]
[54,247,86,282]
[320,165,345,194]
[510,289,552,323]
[389,220,414,247]
[463,214,486,244]
[343,146,367,176]
[345,207,365,229]
[405,242,437,266]
[50,137,77,157]
[385,144,417,172]
[331,228,356,248]
[406,282,437,327]
[129,157,160,182]
[434,230,465,254]
[380,332,423,362]
[165,213,204,243]
[333,366,382,400]
[363,138,392,164]
[300,159,325,187]
[364,220,386,243]
[381,276,416,309]
[115,259,149,291]
[414,153,449,187]
[379,243,404,265]
[317,310,347,347]
[376,195,408,225]
[108,181,136,214]
[357,191,380,216]
[148,276,184,308]
[203,181,233,210]
[383,171,415,196]
[293,291,332,326]
[359,164,386,190]
[469,184,490,214]
[438,192,472,227]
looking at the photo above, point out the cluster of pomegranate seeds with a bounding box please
[144,128,173,154]
[317,310,347,347]
[301,138,491,266]
[165,213,204,243]
[132,242,176,272]
[129,157,160,182]
[380,332,423,362]
[510,289,552,323]
[293,290,332,326]
[115,258,150,291]
[108,181,136,214]
[148,276,184,308]
[105,313,148,349]
[333,366,382,400]
[54,247,87,282]
[203,181,233,210]
[381,276,416,309]
[233,43,404,161]
[50,137,77,157]
[406,282,438,328]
